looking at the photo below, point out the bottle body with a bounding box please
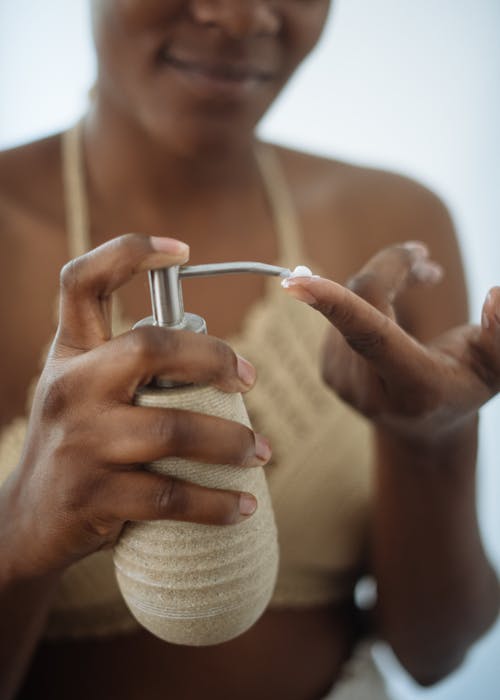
[113,384,279,646]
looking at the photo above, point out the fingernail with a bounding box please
[236,355,256,388]
[283,280,318,305]
[239,493,257,516]
[412,260,443,283]
[403,241,428,256]
[482,310,490,330]
[255,433,272,462]
[484,290,500,323]
[150,236,190,257]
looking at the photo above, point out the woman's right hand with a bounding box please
[2,234,270,581]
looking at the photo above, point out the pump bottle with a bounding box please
[113,262,290,646]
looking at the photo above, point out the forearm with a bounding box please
[372,416,500,685]
[0,572,58,700]
[0,479,60,700]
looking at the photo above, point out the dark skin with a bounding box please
[0,1,499,699]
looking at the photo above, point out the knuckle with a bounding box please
[346,330,385,359]
[38,369,74,420]
[108,233,149,271]
[167,411,195,455]
[87,519,118,541]
[82,510,121,543]
[125,327,159,363]
[67,473,120,543]
[156,477,184,517]
[60,258,84,295]
[318,290,352,326]
[160,327,181,355]
[56,469,101,515]
[325,302,346,324]
[208,338,237,382]
[128,326,178,365]
[151,408,179,453]
[346,314,390,359]
[468,343,500,393]
[50,423,98,477]
[117,232,145,252]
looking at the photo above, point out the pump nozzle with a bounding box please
[147,263,292,331]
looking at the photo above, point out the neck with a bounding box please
[83,96,263,208]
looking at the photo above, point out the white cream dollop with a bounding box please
[281,265,318,288]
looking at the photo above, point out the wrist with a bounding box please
[376,413,478,464]
[377,411,478,449]
[0,473,63,587]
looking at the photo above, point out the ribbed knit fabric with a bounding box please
[114,386,278,645]
[0,124,374,639]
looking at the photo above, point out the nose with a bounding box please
[189,0,281,39]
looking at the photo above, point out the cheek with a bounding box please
[282,1,331,68]
[105,0,182,29]
[92,2,155,110]
[92,0,173,72]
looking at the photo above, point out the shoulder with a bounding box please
[0,133,67,276]
[274,144,455,253]
[0,134,64,227]
[0,135,68,424]
[273,144,469,338]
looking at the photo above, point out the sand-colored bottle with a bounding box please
[113,263,289,646]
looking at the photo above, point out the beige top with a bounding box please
[0,125,374,639]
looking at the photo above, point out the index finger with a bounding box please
[56,234,189,354]
[283,275,433,380]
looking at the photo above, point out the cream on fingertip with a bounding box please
[281,265,320,288]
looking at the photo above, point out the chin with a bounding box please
[138,99,269,159]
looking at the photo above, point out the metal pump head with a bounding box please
[145,262,292,334]
[134,262,292,388]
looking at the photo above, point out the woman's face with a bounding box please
[91,0,331,153]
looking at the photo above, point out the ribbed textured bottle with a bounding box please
[113,384,278,645]
[112,263,284,645]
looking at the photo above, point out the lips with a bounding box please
[162,49,275,85]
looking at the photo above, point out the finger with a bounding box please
[81,326,256,397]
[97,405,271,467]
[56,234,189,353]
[479,286,500,378]
[100,471,258,525]
[283,275,433,380]
[347,242,443,317]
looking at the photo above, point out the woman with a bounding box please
[0,1,499,698]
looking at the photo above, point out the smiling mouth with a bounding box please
[162,50,275,85]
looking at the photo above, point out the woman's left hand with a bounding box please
[283,242,500,443]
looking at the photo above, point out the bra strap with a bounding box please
[62,126,306,268]
[62,121,91,260]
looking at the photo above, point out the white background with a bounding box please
[0,1,499,698]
